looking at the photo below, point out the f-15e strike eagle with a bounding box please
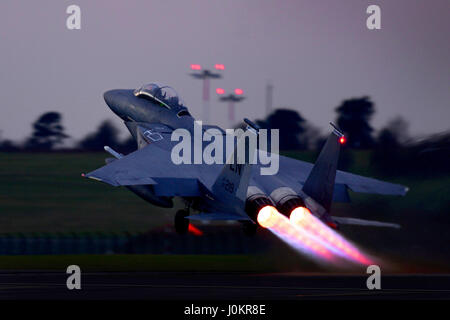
[83,83,408,235]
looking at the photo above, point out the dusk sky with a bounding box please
[0,0,449,143]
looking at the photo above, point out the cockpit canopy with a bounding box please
[134,83,187,110]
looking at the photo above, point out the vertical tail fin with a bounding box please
[211,122,258,204]
[302,123,344,212]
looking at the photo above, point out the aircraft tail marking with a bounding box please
[211,124,258,204]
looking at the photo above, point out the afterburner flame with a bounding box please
[257,205,334,260]
[255,205,373,266]
[289,207,373,265]
[257,206,279,228]
[290,206,311,225]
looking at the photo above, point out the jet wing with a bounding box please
[86,121,407,200]
[84,130,205,197]
[332,217,401,229]
[186,213,251,221]
[335,169,408,195]
[254,155,408,197]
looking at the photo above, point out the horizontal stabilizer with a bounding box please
[342,175,409,196]
[332,217,401,229]
[186,213,250,221]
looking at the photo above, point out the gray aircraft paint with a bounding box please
[85,85,408,226]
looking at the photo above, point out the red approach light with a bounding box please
[234,88,244,95]
[188,224,203,236]
[339,136,346,144]
[216,88,225,95]
[215,64,225,70]
[190,64,202,70]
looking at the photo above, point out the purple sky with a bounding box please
[1,0,449,143]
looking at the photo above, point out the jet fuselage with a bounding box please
[104,89,195,132]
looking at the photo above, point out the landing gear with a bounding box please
[242,221,258,236]
[175,210,189,234]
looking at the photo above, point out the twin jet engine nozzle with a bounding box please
[246,186,313,228]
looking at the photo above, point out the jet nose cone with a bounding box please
[103,89,126,117]
[103,90,120,108]
[103,89,136,120]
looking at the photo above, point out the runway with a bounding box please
[0,271,449,300]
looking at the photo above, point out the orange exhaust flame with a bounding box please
[257,206,279,228]
[289,207,372,265]
[257,206,335,260]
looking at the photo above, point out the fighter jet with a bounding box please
[83,83,408,235]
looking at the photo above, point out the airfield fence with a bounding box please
[0,227,270,255]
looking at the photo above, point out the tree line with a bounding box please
[0,96,448,177]
[0,113,135,154]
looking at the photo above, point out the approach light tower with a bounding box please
[216,88,245,127]
[190,64,224,123]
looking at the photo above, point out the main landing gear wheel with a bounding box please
[242,221,258,236]
[175,210,189,234]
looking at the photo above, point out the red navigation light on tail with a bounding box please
[339,136,346,144]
